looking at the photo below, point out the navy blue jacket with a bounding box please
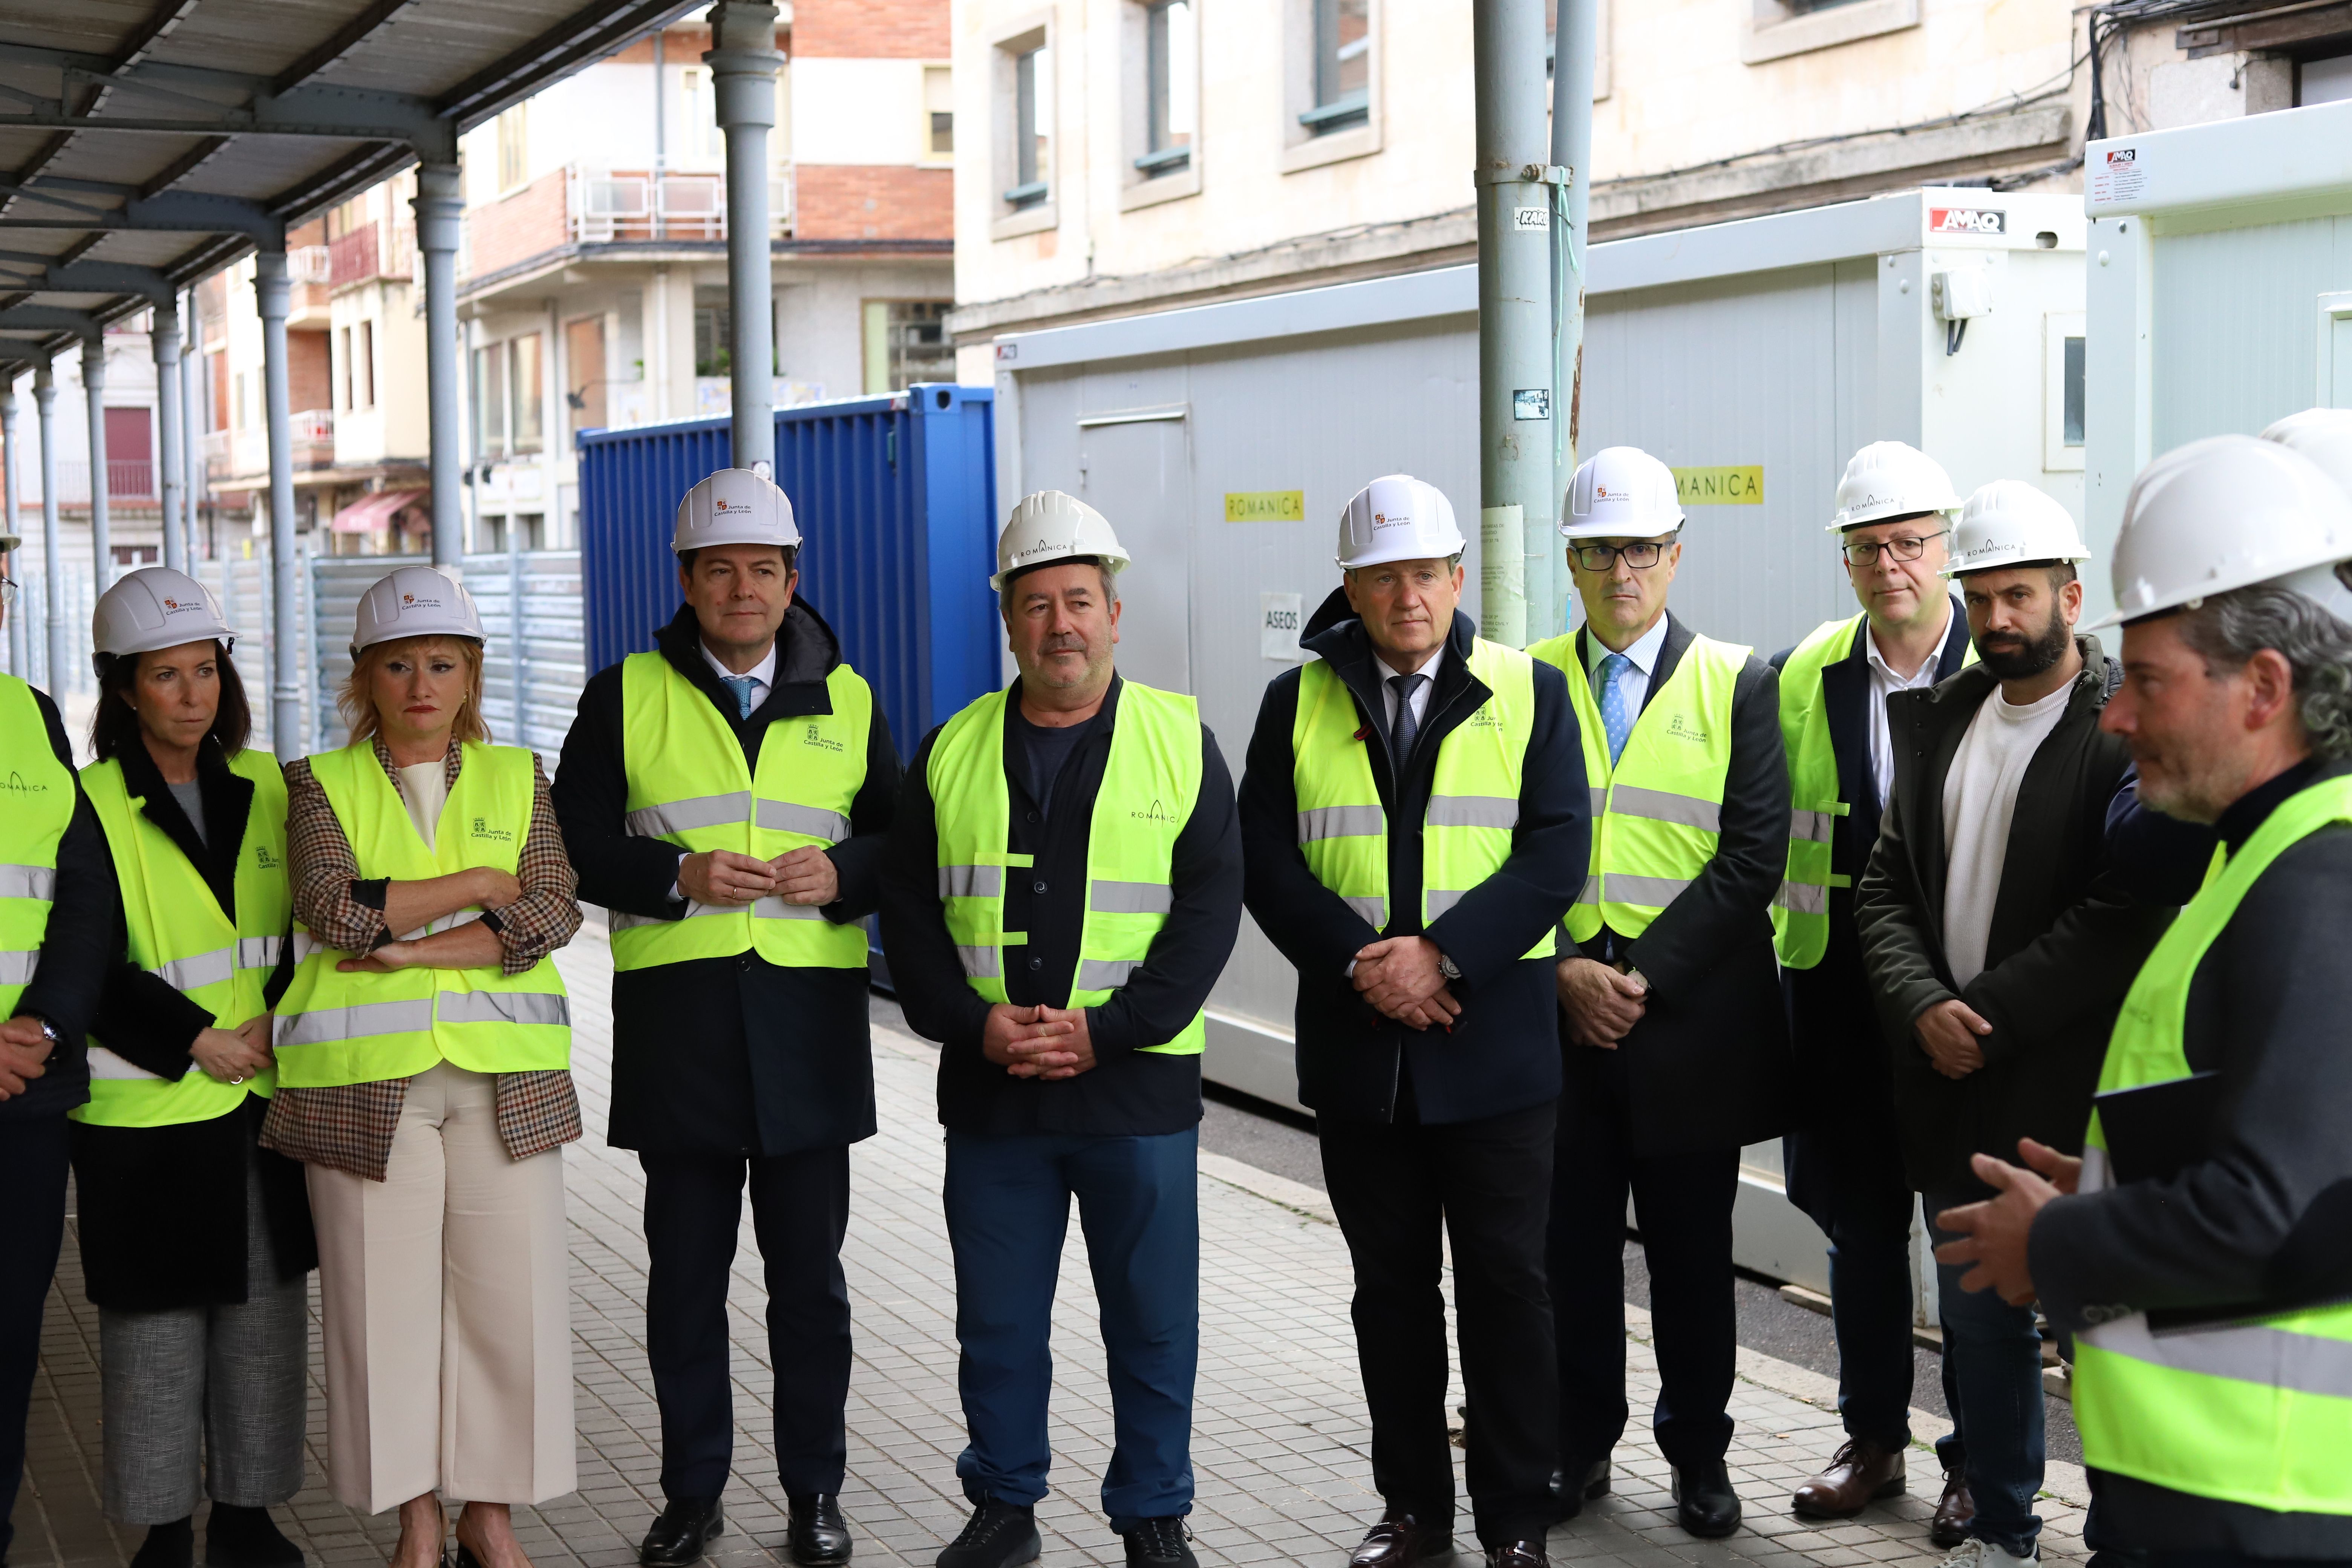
[1239,589,1588,1126]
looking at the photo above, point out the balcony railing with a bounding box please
[565,166,793,245]
[289,246,332,285]
[201,412,336,481]
[107,459,154,498]
[329,223,381,288]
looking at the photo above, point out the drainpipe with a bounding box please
[415,163,466,571]
[183,288,205,563]
[154,299,186,574]
[255,245,302,763]
[707,1,779,474]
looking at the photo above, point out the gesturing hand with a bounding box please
[1556,957,1646,1048]
[1915,998,1992,1078]
[677,849,779,906]
[770,845,839,907]
[1932,1139,2079,1306]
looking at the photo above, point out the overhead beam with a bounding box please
[42,261,175,302]
[273,0,430,96]
[435,0,700,127]
[0,305,103,334]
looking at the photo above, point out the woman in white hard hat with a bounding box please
[259,566,582,1568]
[66,568,311,1568]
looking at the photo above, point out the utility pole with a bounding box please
[1553,0,1598,596]
[1473,0,1559,647]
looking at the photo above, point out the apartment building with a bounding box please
[5,329,168,573]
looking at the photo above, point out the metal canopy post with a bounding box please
[83,336,110,591]
[255,245,302,762]
[183,288,204,564]
[34,362,61,689]
[1551,0,1596,611]
[415,164,464,570]
[1472,0,1557,648]
[2,383,21,677]
[153,298,185,573]
[707,0,778,474]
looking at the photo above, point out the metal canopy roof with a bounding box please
[0,0,700,369]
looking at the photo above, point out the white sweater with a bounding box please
[1939,680,2073,989]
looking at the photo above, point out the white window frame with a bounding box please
[1283,0,1381,174]
[1741,0,1919,66]
[990,13,1058,241]
[920,63,953,168]
[2318,291,2352,407]
[1121,0,1202,211]
[2044,311,2087,473]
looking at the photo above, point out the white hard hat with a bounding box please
[1942,481,2090,578]
[92,567,233,671]
[2259,407,2352,498]
[1335,475,1466,570]
[1562,446,1683,540]
[351,565,486,657]
[674,467,801,555]
[992,490,1131,590]
[2093,434,2352,630]
[1829,441,1963,532]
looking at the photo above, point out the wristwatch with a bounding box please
[1436,951,1461,982]
[31,1015,61,1052]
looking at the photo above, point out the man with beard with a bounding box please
[1855,481,2173,1568]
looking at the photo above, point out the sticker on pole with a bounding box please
[1261,593,1305,662]
[1514,205,1548,232]
[1928,207,2005,236]
[2088,146,2147,209]
[1225,490,1305,522]
[1513,389,1551,421]
[1671,466,1764,505]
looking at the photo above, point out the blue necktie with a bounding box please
[1597,652,1633,765]
[722,674,757,720]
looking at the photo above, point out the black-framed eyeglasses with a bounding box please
[1569,541,1668,572]
[1841,530,1948,567]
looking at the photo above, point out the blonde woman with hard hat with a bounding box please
[549,469,900,1568]
[1771,443,1978,1532]
[1852,481,2173,1568]
[879,490,1241,1568]
[1525,446,1792,1544]
[1934,433,2352,1564]
[68,569,313,1568]
[261,566,582,1568]
[1236,475,1585,1568]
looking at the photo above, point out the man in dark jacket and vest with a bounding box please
[1528,446,1791,1542]
[880,490,1242,1568]
[1935,423,2352,1568]
[553,469,900,1568]
[0,530,121,1568]
[1770,441,1976,1531]
[1241,475,1588,1568]
[1856,480,2172,1568]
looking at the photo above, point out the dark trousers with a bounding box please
[1319,1098,1557,1549]
[1784,1121,1920,1450]
[1,1114,71,1563]
[1550,1076,1738,1472]
[943,1127,1198,1533]
[640,1145,853,1501]
[1930,1184,2044,1557]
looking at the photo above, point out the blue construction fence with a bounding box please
[575,384,1001,761]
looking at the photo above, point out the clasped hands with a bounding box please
[1352,936,1459,1031]
[190,1014,275,1083]
[677,846,838,909]
[1556,956,1646,1048]
[982,1002,1096,1079]
[0,1014,52,1099]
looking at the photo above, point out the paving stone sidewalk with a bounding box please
[13,923,2090,1568]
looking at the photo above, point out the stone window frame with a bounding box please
[1741,0,1920,66]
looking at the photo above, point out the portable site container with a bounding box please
[990,187,2090,1297]
[575,384,1000,761]
[2083,98,2352,625]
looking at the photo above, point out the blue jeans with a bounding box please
[1785,1127,1918,1450]
[943,1127,1199,1533]
[1931,1189,2044,1558]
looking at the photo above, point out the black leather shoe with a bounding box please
[1347,1511,1452,1568]
[1551,1457,1612,1522]
[1122,1517,1197,1568]
[1671,1461,1742,1539]
[1485,1542,1548,1568]
[640,1498,725,1568]
[787,1495,853,1566]
[205,1505,304,1568]
[132,1520,195,1568]
[936,1499,1040,1568]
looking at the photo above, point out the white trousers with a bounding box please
[306,1062,575,1512]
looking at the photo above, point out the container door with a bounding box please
[1080,415,1192,692]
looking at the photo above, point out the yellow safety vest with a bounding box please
[1290,639,1554,961]
[1530,626,1744,943]
[2072,773,2352,1517]
[609,651,872,972]
[0,673,73,1020]
[74,750,291,1128]
[930,681,1206,1054]
[273,741,570,1087]
[1773,610,1977,968]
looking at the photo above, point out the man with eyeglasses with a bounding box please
[1771,442,1978,1531]
[1527,446,1791,1540]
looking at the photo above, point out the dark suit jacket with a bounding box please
[1567,613,1793,1155]
[1240,588,1589,1126]
[1855,635,2173,1193]
[2,680,116,1125]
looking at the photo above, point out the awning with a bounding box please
[329,489,426,533]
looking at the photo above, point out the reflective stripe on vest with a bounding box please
[0,675,74,1021]
[74,749,293,1128]
[1529,628,1744,944]
[609,651,871,971]
[929,681,1207,1055]
[1289,640,1554,962]
[273,741,570,1087]
[2072,773,2352,1515]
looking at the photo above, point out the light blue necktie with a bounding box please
[1597,652,1633,765]
[721,674,758,720]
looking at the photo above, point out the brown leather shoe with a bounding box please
[1484,1543,1546,1568]
[1791,1437,1907,1518]
[1348,1513,1453,1568]
[1931,1468,1976,1548]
